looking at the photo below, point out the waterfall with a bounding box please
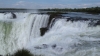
[0,13,49,55]
[0,12,100,56]
[26,18,100,56]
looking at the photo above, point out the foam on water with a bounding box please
[0,12,100,56]
[27,19,100,56]
[0,12,49,55]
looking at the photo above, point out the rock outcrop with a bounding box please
[40,28,48,36]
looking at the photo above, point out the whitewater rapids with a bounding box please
[0,12,100,56]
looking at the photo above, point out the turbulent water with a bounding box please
[0,12,100,56]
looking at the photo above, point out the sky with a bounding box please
[0,0,100,9]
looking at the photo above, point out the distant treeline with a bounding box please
[0,8,27,10]
[39,7,100,14]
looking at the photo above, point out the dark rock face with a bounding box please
[66,17,100,26]
[94,20,100,26]
[4,12,17,19]
[66,17,89,22]
[11,12,16,19]
[48,12,100,27]
[47,13,63,28]
[40,28,48,36]
[39,13,65,35]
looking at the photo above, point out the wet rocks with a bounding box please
[47,12,64,27]
[52,44,57,49]
[42,44,48,48]
[34,44,57,49]
[40,28,48,36]
[94,20,100,26]
[34,44,48,49]
[51,44,63,52]
[34,46,43,49]
[66,17,89,22]
[66,17,100,26]
[34,44,64,52]
[4,12,16,19]
[11,12,16,19]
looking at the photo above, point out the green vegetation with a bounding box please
[12,49,33,56]
[39,6,100,14]
[46,11,67,14]
[6,49,43,56]
[0,7,100,14]
[0,8,27,10]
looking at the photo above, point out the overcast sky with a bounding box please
[0,0,100,9]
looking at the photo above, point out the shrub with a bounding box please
[12,49,33,56]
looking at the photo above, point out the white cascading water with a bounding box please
[26,19,100,56]
[0,12,49,55]
[0,12,100,56]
